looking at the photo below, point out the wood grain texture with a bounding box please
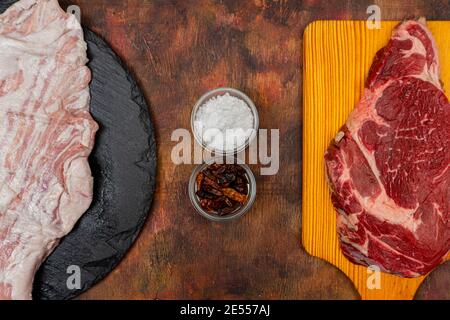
[55,0,450,300]
[303,20,450,300]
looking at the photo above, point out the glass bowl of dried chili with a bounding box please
[188,157,257,222]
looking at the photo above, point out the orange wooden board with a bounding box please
[302,20,450,300]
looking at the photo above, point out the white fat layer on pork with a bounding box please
[0,0,98,300]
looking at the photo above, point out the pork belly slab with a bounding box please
[0,0,98,299]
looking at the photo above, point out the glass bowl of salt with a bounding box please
[191,87,259,156]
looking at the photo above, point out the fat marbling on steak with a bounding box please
[325,19,449,277]
[0,0,98,299]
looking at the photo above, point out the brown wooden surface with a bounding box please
[58,0,450,300]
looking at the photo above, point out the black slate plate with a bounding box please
[0,1,157,300]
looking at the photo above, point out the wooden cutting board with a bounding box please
[302,20,450,300]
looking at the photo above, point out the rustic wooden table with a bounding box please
[59,0,450,300]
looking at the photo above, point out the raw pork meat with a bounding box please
[0,0,98,299]
[325,19,449,277]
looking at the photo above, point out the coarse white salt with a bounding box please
[194,93,255,153]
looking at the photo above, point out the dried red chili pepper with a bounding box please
[195,163,249,216]
[221,188,247,204]
[196,172,204,190]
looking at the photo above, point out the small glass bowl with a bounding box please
[191,87,259,156]
[188,157,257,222]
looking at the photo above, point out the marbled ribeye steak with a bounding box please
[325,19,449,277]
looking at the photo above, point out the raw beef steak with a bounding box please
[0,0,98,299]
[325,19,449,277]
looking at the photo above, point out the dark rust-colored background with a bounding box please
[59,0,450,300]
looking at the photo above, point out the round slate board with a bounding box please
[0,1,157,300]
